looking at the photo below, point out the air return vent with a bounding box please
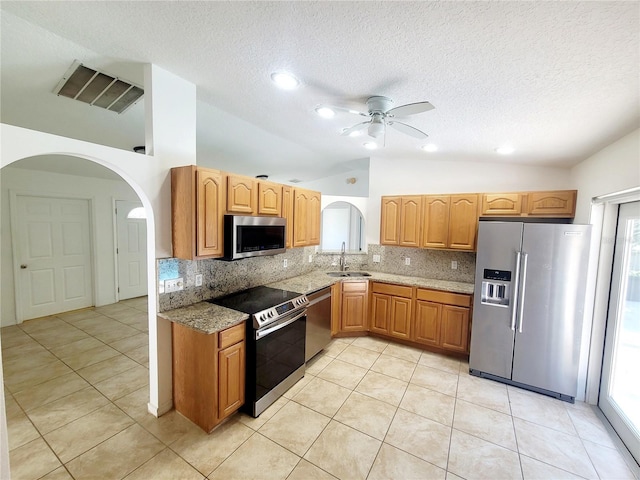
[53,60,143,114]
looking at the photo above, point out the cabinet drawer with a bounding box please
[219,323,245,349]
[371,282,413,298]
[416,289,471,307]
[342,281,368,293]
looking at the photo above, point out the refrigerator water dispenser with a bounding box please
[480,269,511,307]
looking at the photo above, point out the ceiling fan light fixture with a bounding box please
[270,71,299,90]
[363,142,378,150]
[421,144,438,152]
[315,106,335,118]
[495,146,515,155]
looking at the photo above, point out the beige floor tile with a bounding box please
[582,439,636,480]
[400,384,455,426]
[115,312,149,327]
[323,340,348,358]
[170,417,254,476]
[317,358,368,389]
[459,360,470,375]
[282,374,314,399]
[2,349,59,377]
[336,344,381,369]
[8,437,61,480]
[368,443,446,480]
[92,323,140,343]
[210,433,299,480]
[287,459,337,480]
[4,359,73,392]
[384,408,451,469]
[410,364,459,396]
[138,409,205,446]
[44,403,134,463]
[259,401,330,455]
[19,316,68,334]
[105,308,144,322]
[566,406,617,449]
[304,420,381,480]
[4,392,23,419]
[66,424,165,480]
[456,373,511,414]
[13,371,89,411]
[508,388,576,435]
[520,455,586,480]
[446,473,465,480]
[95,303,134,315]
[33,327,91,349]
[513,417,597,479]
[108,332,148,353]
[419,351,461,374]
[453,398,517,451]
[40,466,74,480]
[94,364,149,400]
[76,354,140,384]
[381,342,422,363]
[238,395,290,430]
[292,377,351,417]
[127,317,149,332]
[49,336,104,359]
[7,410,40,450]
[371,354,417,382]
[124,448,204,480]
[60,343,121,370]
[334,391,396,440]
[1,332,38,351]
[447,429,522,480]
[355,370,408,406]
[72,316,119,332]
[351,335,389,353]
[305,353,333,375]
[125,344,149,366]
[2,340,47,361]
[27,386,109,434]
[56,308,103,323]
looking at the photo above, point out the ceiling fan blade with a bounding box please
[341,121,370,136]
[386,101,434,117]
[388,121,429,139]
[326,105,369,117]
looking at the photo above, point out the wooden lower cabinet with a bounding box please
[172,322,245,432]
[369,282,412,340]
[440,305,470,353]
[413,300,441,347]
[333,281,368,333]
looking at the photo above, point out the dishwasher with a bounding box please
[305,286,332,362]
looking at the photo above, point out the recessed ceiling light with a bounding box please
[270,71,299,90]
[315,106,335,118]
[363,142,377,150]
[421,144,438,152]
[495,146,515,155]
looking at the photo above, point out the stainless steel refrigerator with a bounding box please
[469,221,592,402]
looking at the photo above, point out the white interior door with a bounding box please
[15,195,93,320]
[600,200,640,464]
[115,200,147,300]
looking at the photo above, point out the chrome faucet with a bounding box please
[339,241,347,271]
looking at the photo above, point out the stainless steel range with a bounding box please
[210,286,308,417]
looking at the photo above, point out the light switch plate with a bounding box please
[405,257,411,266]
[195,274,203,286]
[373,254,381,263]
[308,254,313,263]
[451,261,458,270]
[283,259,288,268]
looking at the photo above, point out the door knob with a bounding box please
[20,264,27,269]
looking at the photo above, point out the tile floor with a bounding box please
[2,301,638,480]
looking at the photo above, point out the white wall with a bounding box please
[366,156,573,244]
[0,166,140,326]
[297,168,370,197]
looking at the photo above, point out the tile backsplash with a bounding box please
[158,244,476,312]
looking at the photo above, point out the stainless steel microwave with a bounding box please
[222,215,286,260]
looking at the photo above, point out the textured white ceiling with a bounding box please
[1,1,638,184]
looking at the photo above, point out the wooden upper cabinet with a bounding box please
[526,190,576,217]
[422,195,450,248]
[281,186,294,248]
[482,193,522,215]
[308,191,321,245]
[448,194,479,251]
[257,181,282,216]
[380,197,401,245]
[292,188,321,247]
[227,174,257,214]
[399,196,423,247]
[171,165,225,260]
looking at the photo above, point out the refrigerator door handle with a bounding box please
[517,252,529,333]
[510,250,522,331]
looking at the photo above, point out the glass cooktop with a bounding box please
[208,286,302,315]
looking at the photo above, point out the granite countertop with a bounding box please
[160,270,474,335]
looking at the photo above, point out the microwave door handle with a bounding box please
[510,250,522,331]
[256,310,306,340]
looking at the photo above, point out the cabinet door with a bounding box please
[370,293,391,335]
[413,300,441,347]
[227,175,257,214]
[448,194,478,251]
[389,296,412,340]
[197,169,225,257]
[380,197,401,245]
[399,196,422,247]
[422,195,450,248]
[526,190,576,217]
[293,189,310,247]
[481,193,522,215]
[341,282,368,332]
[282,186,294,248]
[440,305,470,353]
[218,341,245,420]
[308,190,321,245]
[257,181,282,216]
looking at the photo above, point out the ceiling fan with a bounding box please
[323,96,435,140]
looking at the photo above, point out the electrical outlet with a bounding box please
[308,254,313,263]
[283,259,288,268]
[405,257,411,266]
[195,274,203,286]
[373,254,381,263]
[451,261,458,270]
[165,277,184,293]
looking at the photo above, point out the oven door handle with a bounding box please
[255,310,306,340]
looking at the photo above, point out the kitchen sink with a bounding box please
[326,272,372,277]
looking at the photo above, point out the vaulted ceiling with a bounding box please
[1,1,638,184]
